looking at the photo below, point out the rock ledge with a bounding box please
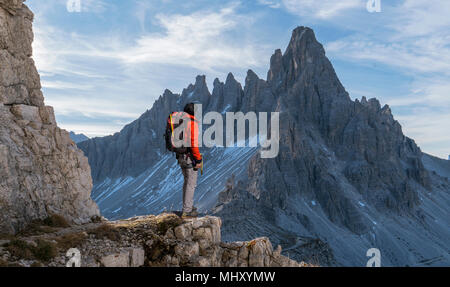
[0,213,310,267]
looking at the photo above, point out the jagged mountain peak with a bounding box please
[195,74,207,86]
[162,88,175,96]
[181,75,208,95]
[246,69,259,81]
[266,25,338,93]
[284,26,326,70]
[179,74,211,108]
[213,77,222,87]
[267,49,283,83]
[285,26,320,54]
[361,95,368,104]
[290,26,314,39]
[380,103,392,114]
[225,72,237,84]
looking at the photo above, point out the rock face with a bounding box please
[0,214,306,267]
[0,0,99,234]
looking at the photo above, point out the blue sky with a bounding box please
[27,0,449,159]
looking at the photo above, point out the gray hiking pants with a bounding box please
[177,154,198,213]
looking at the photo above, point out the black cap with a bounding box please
[184,102,195,116]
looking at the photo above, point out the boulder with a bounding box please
[100,252,129,267]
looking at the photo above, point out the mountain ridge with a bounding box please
[69,131,89,144]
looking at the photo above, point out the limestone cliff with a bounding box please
[0,0,99,234]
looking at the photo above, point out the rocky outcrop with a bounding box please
[0,0,99,234]
[0,214,307,267]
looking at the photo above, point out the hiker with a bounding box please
[165,103,202,217]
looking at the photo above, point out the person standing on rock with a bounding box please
[165,103,202,218]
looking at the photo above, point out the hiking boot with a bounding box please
[181,208,199,218]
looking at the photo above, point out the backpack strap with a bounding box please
[169,113,174,136]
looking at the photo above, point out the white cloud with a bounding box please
[396,110,450,159]
[282,0,364,19]
[387,79,450,109]
[134,0,152,32]
[119,4,266,70]
[32,24,113,78]
[257,0,281,9]
[325,0,450,75]
[59,123,126,138]
[326,37,450,75]
[80,0,109,13]
[47,96,141,119]
[33,2,267,73]
[41,80,95,91]
[30,1,271,137]
[388,0,450,38]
